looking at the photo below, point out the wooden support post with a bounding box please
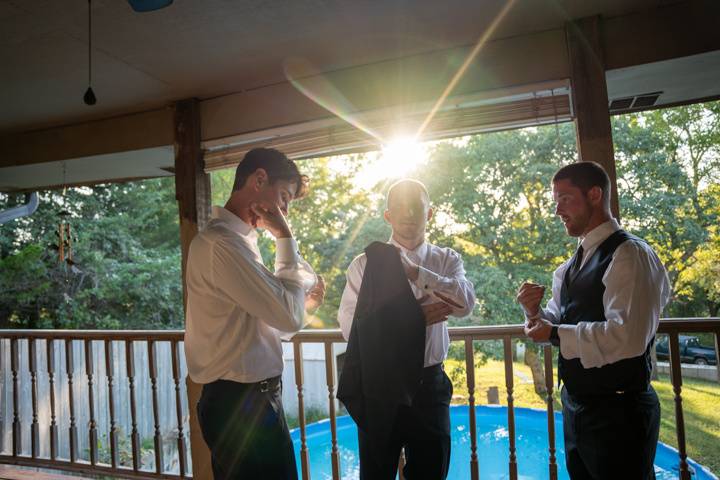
[566,15,620,219]
[174,98,212,480]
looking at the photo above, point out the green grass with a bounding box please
[446,357,557,410]
[286,406,329,430]
[652,374,720,474]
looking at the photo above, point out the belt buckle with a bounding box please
[260,380,270,393]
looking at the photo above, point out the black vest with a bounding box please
[558,229,654,396]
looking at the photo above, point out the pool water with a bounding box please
[290,405,717,480]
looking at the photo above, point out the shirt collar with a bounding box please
[389,236,428,260]
[211,206,256,238]
[580,218,621,252]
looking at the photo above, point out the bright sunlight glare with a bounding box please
[350,137,428,189]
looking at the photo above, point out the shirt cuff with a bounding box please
[275,238,299,264]
[416,266,440,291]
[558,324,579,359]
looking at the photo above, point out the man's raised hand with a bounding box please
[516,282,545,317]
[305,275,326,314]
[250,202,292,239]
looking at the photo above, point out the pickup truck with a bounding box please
[656,335,717,365]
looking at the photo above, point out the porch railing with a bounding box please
[0,331,189,479]
[0,318,718,480]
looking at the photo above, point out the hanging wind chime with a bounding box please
[53,162,77,266]
[84,0,96,105]
[56,214,74,265]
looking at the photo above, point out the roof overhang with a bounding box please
[1,0,719,191]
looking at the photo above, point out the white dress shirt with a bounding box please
[540,219,671,369]
[184,206,316,384]
[338,238,476,367]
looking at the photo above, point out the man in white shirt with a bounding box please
[518,161,670,479]
[338,179,476,480]
[185,148,325,480]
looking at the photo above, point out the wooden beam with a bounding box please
[0,108,174,169]
[566,16,620,218]
[173,98,212,480]
[603,0,720,71]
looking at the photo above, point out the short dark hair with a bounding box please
[231,148,308,199]
[386,179,430,208]
[552,161,610,204]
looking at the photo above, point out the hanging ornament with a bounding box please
[84,0,97,105]
[52,162,78,266]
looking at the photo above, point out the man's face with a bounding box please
[249,177,297,228]
[384,187,431,242]
[552,179,593,237]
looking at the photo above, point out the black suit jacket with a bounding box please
[337,242,426,443]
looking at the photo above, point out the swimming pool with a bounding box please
[290,405,717,479]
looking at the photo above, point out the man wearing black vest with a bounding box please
[518,161,670,479]
[338,179,476,480]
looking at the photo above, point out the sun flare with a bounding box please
[380,137,427,178]
[346,137,428,189]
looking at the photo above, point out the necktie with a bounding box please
[565,244,584,287]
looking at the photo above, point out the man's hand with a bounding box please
[524,317,552,343]
[433,291,465,309]
[417,295,452,326]
[250,202,292,239]
[516,282,546,317]
[305,275,325,314]
[396,248,420,281]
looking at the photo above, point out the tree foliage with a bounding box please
[1,101,718,330]
[0,179,183,329]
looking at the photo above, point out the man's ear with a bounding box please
[253,168,268,190]
[427,207,434,222]
[588,186,603,206]
[383,209,391,224]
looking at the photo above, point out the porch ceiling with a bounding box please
[1,0,719,192]
[1,0,658,134]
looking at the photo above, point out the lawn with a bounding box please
[446,357,720,475]
[445,357,553,410]
[653,374,720,474]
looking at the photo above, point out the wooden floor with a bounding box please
[0,465,90,480]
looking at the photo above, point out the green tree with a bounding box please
[612,102,720,316]
[0,178,183,329]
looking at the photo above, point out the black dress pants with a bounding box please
[358,365,453,480]
[197,378,298,480]
[561,385,660,480]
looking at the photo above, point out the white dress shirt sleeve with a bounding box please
[536,263,568,325]
[415,250,476,317]
[212,237,309,333]
[557,241,671,368]
[337,255,366,341]
[274,238,318,291]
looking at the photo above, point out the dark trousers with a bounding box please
[561,385,660,480]
[358,364,453,480]
[197,378,298,480]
